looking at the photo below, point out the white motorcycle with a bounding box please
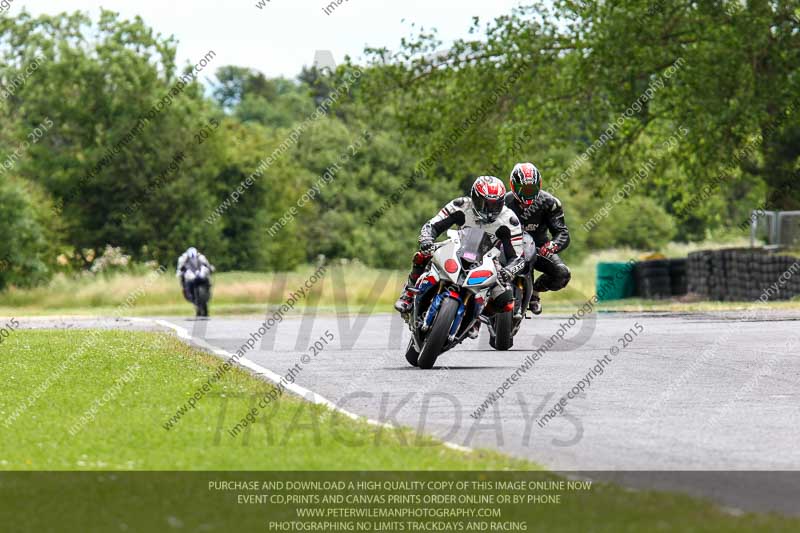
[182,259,212,317]
[403,227,515,369]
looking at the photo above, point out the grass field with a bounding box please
[1,329,798,531]
[0,239,798,317]
[1,329,523,471]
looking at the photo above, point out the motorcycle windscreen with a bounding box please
[457,227,496,265]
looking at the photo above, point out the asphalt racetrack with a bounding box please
[146,309,800,515]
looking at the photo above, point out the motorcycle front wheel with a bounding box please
[417,297,459,369]
[195,284,210,317]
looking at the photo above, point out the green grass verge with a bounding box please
[1,330,798,531]
[0,329,529,471]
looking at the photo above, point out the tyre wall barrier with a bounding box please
[597,259,688,301]
[687,248,800,302]
[631,259,688,300]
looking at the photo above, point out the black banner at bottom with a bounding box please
[1,471,798,532]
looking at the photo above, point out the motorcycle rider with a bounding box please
[504,162,571,314]
[394,176,527,336]
[176,247,215,302]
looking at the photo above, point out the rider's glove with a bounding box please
[538,241,560,258]
[419,238,435,254]
[497,267,513,284]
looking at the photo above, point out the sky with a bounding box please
[7,0,524,79]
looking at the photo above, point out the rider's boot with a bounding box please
[395,257,429,314]
[394,286,414,314]
[513,300,523,320]
[529,291,543,315]
[467,321,481,339]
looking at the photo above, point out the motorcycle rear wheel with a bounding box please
[417,297,459,369]
[491,311,514,350]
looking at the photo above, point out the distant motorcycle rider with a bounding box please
[505,162,571,314]
[394,176,527,334]
[176,247,215,301]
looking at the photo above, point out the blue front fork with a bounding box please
[424,292,466,338]
[450,299,466,337]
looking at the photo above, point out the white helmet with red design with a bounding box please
[510,162,542,207]
[470,176,506,222]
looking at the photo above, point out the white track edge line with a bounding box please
[144,318,473,454]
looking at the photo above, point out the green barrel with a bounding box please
[596,262,636,301]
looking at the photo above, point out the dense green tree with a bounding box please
[2,3,798,290]
[0,10,225,265]
[354,1,800,239]
[0,178,59,290]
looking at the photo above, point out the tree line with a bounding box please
[0,2,797,289]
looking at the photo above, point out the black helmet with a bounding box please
[510,162,542,207]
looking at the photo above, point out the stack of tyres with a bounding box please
[634,260,672,299]
[688,250,713,297]
[668,258,688,296]
[724,250,736,300]
[710,249,738,301]
[750,251,767,300]
[686,247,800,301]
[769,254,800,300]
[738,248,755,299]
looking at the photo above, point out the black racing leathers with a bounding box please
[504,191,570,251]
[504,191,572,292]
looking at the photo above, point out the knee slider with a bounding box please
[555,265,572,288]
